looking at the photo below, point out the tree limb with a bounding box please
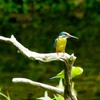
[0,35,70,62]
[0,35,77,100]
[12,78,64,95]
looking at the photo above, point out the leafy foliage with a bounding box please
[38,66,83,100]
[0,87,11,100]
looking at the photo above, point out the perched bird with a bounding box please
[54,31,78,54]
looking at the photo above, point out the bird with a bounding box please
[54,31,78,55]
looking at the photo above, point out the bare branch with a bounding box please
[0,35,78,100]
[12,78,64,95]
[0,35,71,62]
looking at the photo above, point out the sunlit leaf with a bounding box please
[7,92,11,100]
[0,87,2,91]
[53,94,64,100]
[50,70,64,79]
[57,79,64,90]
[72,66,83,78]
[50,66,83,79]
[37,91,52,100]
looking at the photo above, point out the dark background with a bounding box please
[0,0,100,100]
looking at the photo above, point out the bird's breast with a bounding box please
[56,38,67,52]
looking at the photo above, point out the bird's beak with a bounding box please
[69,35,78,39]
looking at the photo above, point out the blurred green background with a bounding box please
[0,0,100,100]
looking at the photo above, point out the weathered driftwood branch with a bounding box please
[0,35,70,62]
[0,35,77,100]
[12,78,64,95]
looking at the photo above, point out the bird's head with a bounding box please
[59,31,78,39]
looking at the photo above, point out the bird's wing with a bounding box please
[54,38,58,48]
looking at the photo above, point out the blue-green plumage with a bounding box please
[54,31,78,54]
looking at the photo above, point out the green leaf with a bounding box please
[50,70,64,79]
[0,87,2,91]
[50,66,83,79]
[53,94,64,100]
[7,92,11,100]
[37,91,52,100]
[57,79,64,90]
[72,66,83,78]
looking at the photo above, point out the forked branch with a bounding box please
[0,35,77,100]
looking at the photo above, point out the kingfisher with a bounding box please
[54,31,78,54]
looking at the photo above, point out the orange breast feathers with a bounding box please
[56,37,67,53]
